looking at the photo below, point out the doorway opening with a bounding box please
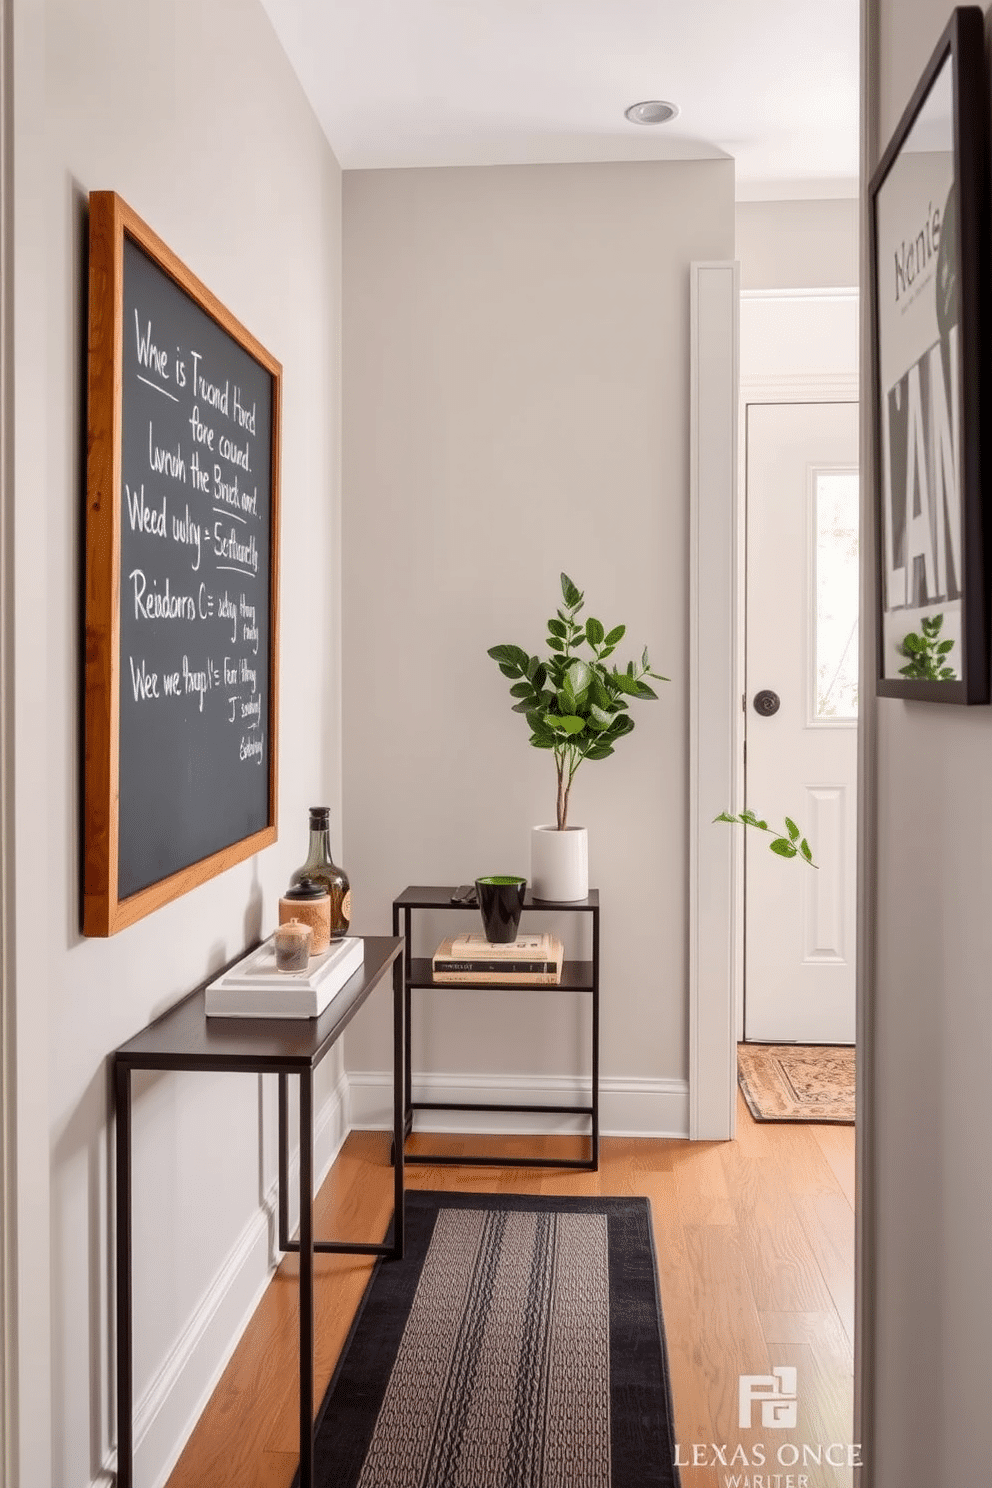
[743,398,859,1049]
[738,296,860,1488]
[689,274,862,1479]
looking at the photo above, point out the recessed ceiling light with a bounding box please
[624,100,680,126]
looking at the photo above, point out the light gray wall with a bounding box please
[868,2,992,1484]
[10,1,343,1483]
[341,161,735,1126]
[736,198,859,289]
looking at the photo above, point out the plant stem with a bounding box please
[554,745,585,829]
[731,815,818,868]
[556,754,569,830]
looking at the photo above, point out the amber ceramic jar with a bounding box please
[279,877,330,954]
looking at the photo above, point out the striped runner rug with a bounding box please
[303,1192,680,1488]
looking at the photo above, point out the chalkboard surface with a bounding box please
[85,194,281,934]
[118,239,273,897]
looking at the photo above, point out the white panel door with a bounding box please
[745,401,859,1045]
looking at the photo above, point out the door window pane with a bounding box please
[815,471,859,720]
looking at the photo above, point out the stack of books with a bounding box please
[431,932,564,984]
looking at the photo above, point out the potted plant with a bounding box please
[487,573,667,900]
[898,613,956,680]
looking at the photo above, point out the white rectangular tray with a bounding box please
[205,936,365,1019]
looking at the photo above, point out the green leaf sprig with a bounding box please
[488,573,668,830]
[899,613,956,680]
[714,811,818,867]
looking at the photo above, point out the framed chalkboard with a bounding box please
[84,192,281,935]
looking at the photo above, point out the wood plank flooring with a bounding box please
[163,1093,855,1488]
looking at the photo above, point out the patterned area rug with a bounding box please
[301,1191,680,1487]
[738,1043,855,1124]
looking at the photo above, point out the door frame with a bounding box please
[688,261,742,1144]
[737,377,860,1041]
[688,276,859,1143]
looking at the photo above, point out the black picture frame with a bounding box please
[869,6,991,703]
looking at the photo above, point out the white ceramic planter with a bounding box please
[530,825,589,902]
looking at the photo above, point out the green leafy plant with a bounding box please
[488,573,667,830]
[899,613,955,680]
[714,810,818,867]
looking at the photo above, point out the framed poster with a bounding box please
[869,6,991,702]
[84,192,282,935]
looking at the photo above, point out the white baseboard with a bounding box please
[347,1069,689,1139]
[89,1069,350,1488]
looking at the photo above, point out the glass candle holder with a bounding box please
[273,918,312,973]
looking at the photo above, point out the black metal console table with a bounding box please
[392,886,599,1171]
[113,934,405,1488]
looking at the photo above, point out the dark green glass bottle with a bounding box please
[289,806,351,940]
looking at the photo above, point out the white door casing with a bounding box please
[745,400,859,1044]
[688,261,742,1142]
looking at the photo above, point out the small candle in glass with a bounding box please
[273,918,312,973]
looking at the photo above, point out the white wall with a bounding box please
[10,2,343,1484]
[867,2,992,1484]
[740,294,859,387]
[737,198,859,290]
[341,160,735,1135]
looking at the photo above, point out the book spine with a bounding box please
[448,939,556,958]
[432,958,558,974]
[431,970,563,985]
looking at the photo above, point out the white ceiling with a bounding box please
[259,0,859,198]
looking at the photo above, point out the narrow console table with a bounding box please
[392,886,599,1170]
[113,934,405,1488]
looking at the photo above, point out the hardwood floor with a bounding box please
[163,1094,855,1488]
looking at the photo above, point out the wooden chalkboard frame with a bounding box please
[84,192,281,936]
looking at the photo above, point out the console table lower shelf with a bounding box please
[112,935,405,1488]
[392,886,600,1171]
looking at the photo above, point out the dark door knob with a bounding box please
[753,689,781,716]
